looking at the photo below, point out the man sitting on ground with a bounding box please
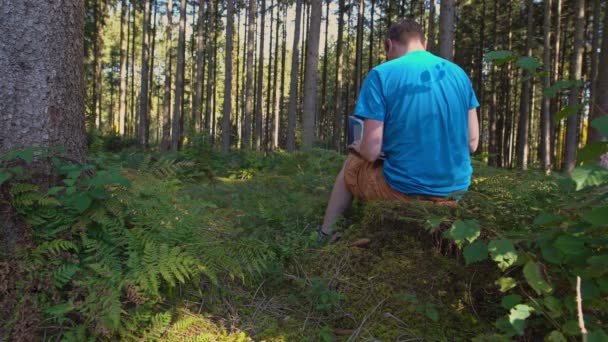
[319,18,479,241]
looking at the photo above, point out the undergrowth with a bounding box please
[1,134,607,340]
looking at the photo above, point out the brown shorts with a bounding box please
[343,154,458,206]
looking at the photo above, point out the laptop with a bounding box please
[347,116,385,159]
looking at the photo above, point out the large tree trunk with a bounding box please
[243,0,256,149]
[119,0,128,136]
[320,0,330,142]
[540,0,552,171]
[488,0,499,167]
[139,0,151,147]
[272,2,282,150]
[563,0,585,173]
[438,0,454,61]
[354,0,365,98]
[333,0,345,151]
[255,0,266,150]
[286,0,303,151]
[161,0,173,151]
[193,0,206,133]
[587,0,604,144]
[171,0,187,151]
[222,0,235,153]
[550,0,562,164]
[205,0,216,137]
[516,0,534,170]
[301,0,323,148]
[265,0,275,150]
[278,4,288,149]
[428,0,436,53]
[0,0,87,270]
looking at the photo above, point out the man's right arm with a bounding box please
[468,108,479,154]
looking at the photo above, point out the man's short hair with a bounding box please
[388,19,425,45]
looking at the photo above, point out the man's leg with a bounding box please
[320,164,353,234]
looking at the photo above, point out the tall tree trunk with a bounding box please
[147,0,158,145]
[587,0,603,144]
[333,0,345,151]
[171,0,187,151]
[439,0,454,61]
[222,0,235,153]
[516,0,534,169]
[321,0,330,142]
[193,0,206,132]
[161,0,173,151]
[119,0,128,136]
[302,0,323,147]
[488,0,499,167]
[354,0,364,98]
[368,0,375,71]
[563,0,585,173]
[92,0,101,129]
[541,0,553,171]
[130,2,137,137]
[550,0,562,164]
[286,0,303,151]
[588,6,608,166]
[266,0,275,150]
[476,0,485,154]
[0,0,87,255]
[205,0,216,137]
[139,0,151,147]
[278,3,288,148]
[255,0,267,150]
[244,0,257,149]
[428,0,436,53]
[272,1,281,150]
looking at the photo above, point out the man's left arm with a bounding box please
[349,119,384,162]
[468,108,479,153]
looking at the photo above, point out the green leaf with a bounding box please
[16,149,34,163]
[545,331,567,342]
[554,235,585,256]
[67,170,81,180]
[495,316,518,337]
[443,219,481,246]
[571,165,608,190]
[523,261,553,295]
[71,194,92,213]
[508,304,534,335]
[590,117,608,138]
[588,330,608,342]
[63,178,76,186]
[485,50,515,65]
[9,166,24,176]
[425,305,439,322]
[581,208,608,227]
[427,216,444,230]
[597,276,608,293]
[488,239,519,271]
[47,186,64,195]
[543,80,572,98]
[464,240,488,265]
[516,56,540,71]
[554,104,584,123]
[581,279,600,300]
[495,277,517,292]
[0,171,12,186]
[539,240,563,264]
[500,294,522,310]
[562,320,581,336]
[543,296,563,317]
[578,142,608,163]
[534,212,564,226]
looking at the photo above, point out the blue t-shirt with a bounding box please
[354,50,479,197]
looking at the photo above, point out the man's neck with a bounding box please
[404,42,426,55]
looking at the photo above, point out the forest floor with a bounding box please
[112,143,569,341]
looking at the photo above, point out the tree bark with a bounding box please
[354,0,365,98]
[541,0,553,171]
[161,0,173,151]
[301,0,323,147]
[119,0,128,136]
[439,0,454,61]
[272,1,282,150]
[428,0,436,53]
[171,0,187,151]
[255,0,267,150]
[368,0,375,71]
[587,0,604,144]
[244,0,257,149]
[516,0,534,170]
[139,0,151,147]
[266,0,275,151]
[550,0,562,164]
[205,0,216,137]
[193,0,206,133]
[278,3,288,149]
[222,0,235,153]
[333,0,345,151]
[563,0,585,173]
[0,0,87,256]
[286,0,303,151]
[321,0,330,142]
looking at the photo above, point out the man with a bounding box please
[319,19,479,240]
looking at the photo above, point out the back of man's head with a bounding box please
[388,19,425,46]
